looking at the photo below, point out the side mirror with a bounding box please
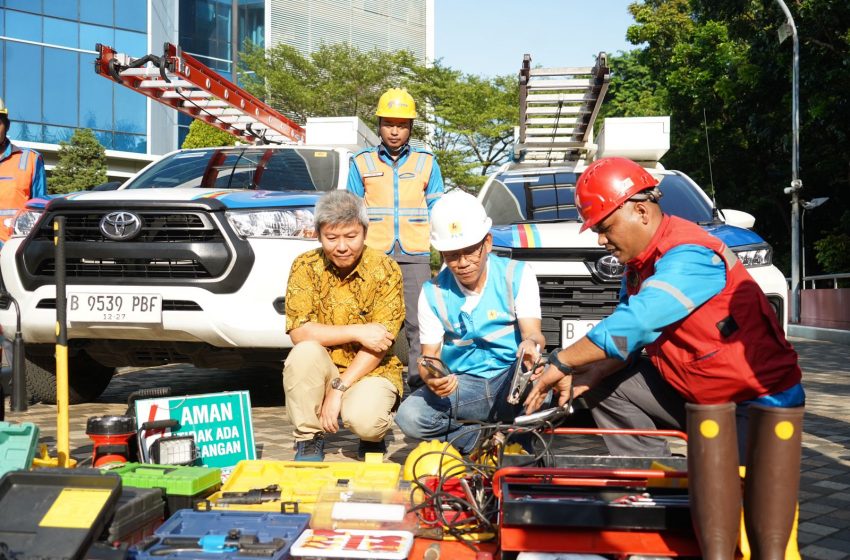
[90,181,123,191]
[719,208,756,229]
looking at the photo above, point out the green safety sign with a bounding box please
[135,391,256,468]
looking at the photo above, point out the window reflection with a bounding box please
[44,49,79,127]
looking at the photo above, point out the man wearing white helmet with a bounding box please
[394,191,546,453]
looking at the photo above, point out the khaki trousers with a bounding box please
[283,341,398,442]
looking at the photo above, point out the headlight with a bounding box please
[733,243,773,267]
[225,209,317,239]
[12,209,44,238]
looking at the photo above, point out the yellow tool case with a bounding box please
[202,458,401,514]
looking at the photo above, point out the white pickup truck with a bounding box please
[0,119,381,403]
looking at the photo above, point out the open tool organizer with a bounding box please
[133,509,310,559]
[493,427,701,557]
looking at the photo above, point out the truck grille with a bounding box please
[537,275,620,347]
[17,202,253,293]
[49,212,220,243]
[35,258,209,279]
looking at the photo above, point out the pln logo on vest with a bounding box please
[449,221,463,238]
[487,309,508,320]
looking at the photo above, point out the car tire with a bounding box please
[26,351,116,405]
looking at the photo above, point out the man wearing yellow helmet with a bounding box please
[0,97,46,243]
[347,88,444,390]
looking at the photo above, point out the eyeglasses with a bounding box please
[443,241,486,264]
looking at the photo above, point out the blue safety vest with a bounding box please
[423,254,524,378]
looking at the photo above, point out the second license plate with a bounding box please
[561,319,599,348]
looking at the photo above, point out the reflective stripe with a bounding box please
[431,283,453,332]
[612,335,629,359]
[362,152,377,173]
[367,207,395,216]
[425,193,441,201]
[398,208,429,216]
[505,260,517,321]
[445,337,474,347]
[414,153,427,173]
[721,245,738,270]
[478,324,518,343]
[18,150,29,170]
[643,279,695,313]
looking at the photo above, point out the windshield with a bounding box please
[125,147,341,191]
[482,171,714,225]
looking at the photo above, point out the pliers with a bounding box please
[507,346,544,405]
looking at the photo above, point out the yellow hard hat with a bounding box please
[0,97,7,115]
[402,440,466,481]
[376,88,417,119]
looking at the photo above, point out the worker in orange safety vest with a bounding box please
[347,88,444,389]
[0,97,47,244]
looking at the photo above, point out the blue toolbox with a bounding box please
[132,509,310,559]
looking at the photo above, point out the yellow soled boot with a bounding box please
[744,404,804,560]
[686,402,742,560]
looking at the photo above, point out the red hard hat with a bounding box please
[575,157,659,232]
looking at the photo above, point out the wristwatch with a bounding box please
[548,348,573,376]
[331,377,349,392]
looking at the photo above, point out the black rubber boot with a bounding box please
[686,402,742,560]
[744,404,804,559]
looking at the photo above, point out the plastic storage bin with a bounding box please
[133,509,311,559]
[0,468,121,560]
[109,462,221,515]
[0,421,39,477]
[101,486,165,545]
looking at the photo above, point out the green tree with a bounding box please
[239,42,417,129]
[48,129,107,194]
[238,43,519,193]
[410,68,518,192]
[601,0,850,275]
[182,120,238,149]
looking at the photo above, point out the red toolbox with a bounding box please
[494,428,700,557]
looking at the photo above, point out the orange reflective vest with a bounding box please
[627,215,801,404]
[353,148,435,255]
[0,145,41,242]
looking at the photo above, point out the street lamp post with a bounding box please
[801,197,829,287]
[775,0,803,324]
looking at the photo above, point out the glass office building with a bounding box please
[0,0,148,153]
[0,0,431,174]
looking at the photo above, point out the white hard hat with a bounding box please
[430,190,493,252]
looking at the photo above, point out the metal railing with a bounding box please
[786,273,850,289]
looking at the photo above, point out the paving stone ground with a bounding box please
[3,337,848,559]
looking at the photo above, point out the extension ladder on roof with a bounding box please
[515,52,610,164]
[94,42,304,145]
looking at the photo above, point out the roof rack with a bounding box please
[515,52,610,164]
[95,42,305,145]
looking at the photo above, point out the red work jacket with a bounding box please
[626,215,801,404]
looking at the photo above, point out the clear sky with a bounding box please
[434,0,637,78]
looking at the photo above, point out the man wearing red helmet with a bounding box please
[524,157,804,559]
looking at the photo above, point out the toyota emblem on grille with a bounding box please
[99,211,142,241]
[596,254,625,280]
